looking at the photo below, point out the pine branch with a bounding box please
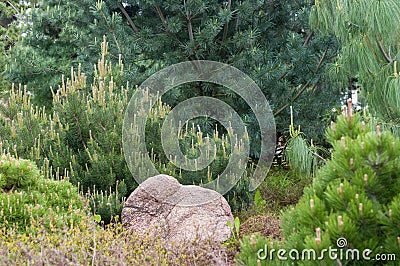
[376,39,393,63]
[155,4,169,33]
[222,0,231,42]
[118,3,138,33]
[363,35,379,60]
[278,31,315,81]
[187,18,194,42]
[274,49,327,116]
[98,9,121,52]
[311,150,326,162]
[235,15,239,32]
[273,80,312,116]
[6,184,16,193]
[303,31,314,46]
[183,0,193,42]
[277,69,288,81]
[6,1,19,13]
[315,49,327,73]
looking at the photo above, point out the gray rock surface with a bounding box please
[121,174,234,243]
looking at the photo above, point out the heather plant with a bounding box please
[237,100,400,265]
[0,218,230,265]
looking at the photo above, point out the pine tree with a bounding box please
[0,152,88,233]
[310,0,400,136]
[278,100,400,265]
[0,36,255,222]
[6,0,340,152]
[0,0,31,92]
[237,100,400,265]
[4,0,129,106]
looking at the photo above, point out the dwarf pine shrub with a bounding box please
[237,100,400,265]
[0,153,39,191]
[0,152,88,233]
[0,36,254,222]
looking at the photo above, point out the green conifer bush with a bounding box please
[0,37,254,222]
[0,152,87,233]
[237,100,400,265]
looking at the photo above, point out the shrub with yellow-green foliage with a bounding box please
[0,153,39,191]
[0,152,88,233]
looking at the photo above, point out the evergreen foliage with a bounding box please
[310,0,400,135]
[283,106,329,177]
[237,100,400,265]
[0,37,255,222]
[6,0,340,149]
[0,0,29,92]
[0,152,88,233]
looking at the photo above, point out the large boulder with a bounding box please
[121,174,234,243]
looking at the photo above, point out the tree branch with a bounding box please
[7,184,16,193]
[183,0,194,42]
[277,31,315,81]
[99,10,121,52]
[376,39,393,63]
[315,49,327,73]
[118,3,139,33]
[235,15,239,32]
[222,0,231,42]
[273,80,312,116]
[6,1,19,13]
[155,4,169,33]
[303,31,314,46]
[274,45,327,116]
[277,69,288,81]
[187,18,194,42]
